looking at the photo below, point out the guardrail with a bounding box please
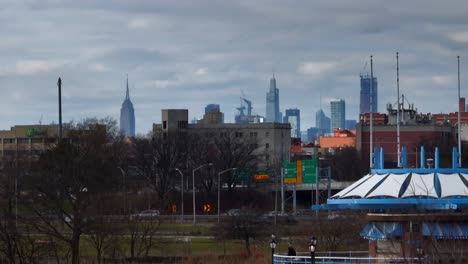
[273,253,422,264]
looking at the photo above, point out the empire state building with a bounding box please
[120,76,135,137]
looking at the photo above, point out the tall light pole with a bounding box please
[192,163,213,224]
[217,168,237,224]
[270,234,277,264]
[117,167,127,215]
[309,236,317,264]
[175,168,184,222]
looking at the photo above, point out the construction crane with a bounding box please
[242,98,252,117]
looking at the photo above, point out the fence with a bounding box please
[273,252,422,264]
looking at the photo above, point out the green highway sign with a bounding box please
[302,157,317,184]
[283,161,297,184]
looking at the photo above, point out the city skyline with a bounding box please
[1,1,468,134]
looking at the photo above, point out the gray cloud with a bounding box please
[1,0,468,134]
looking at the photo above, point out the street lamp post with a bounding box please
[117,167,127,216]
[175,168,184,222]
[309,236,317,264]
[192,163,213,224]
[217,168,237,224]
[270,234,277,264]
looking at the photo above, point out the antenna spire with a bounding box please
[126,74,130,100]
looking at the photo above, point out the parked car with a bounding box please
[227,209,241,216]
[132,210,160,219]
[296,209,314,216]
[263,211,288,217]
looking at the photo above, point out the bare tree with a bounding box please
[211,130,259,192]
[126,216,161,260]
[132,132,188,203]
[0,153,44,264]
[301,213,365,252]
[329,147,364,181]
[0,155,19,263]
[71,116,123,142]
[86,194,118,264]
[24,121,121,264]
[213,208,269,257]
[186,132,214,193]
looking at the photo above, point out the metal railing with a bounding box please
[273,253,421,264]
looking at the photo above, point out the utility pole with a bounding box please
[281,167,284,215]
[57,77,63,140]
[369,56,373,169]
[458,56,462,167]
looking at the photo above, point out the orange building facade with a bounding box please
[319,129,356,148]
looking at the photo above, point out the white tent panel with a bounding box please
[366,173,409,198]
[341,174,387,198]
[401,173,437,198]
[438,173,468,197]
[331,174,372,199]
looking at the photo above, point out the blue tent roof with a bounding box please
[360,222,403,240]
[422,222,468,239]
[315,170,468,211]
[315,147,468,211]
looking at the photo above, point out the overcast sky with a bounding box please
[1,0,468,135]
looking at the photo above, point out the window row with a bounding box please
[0,138,49,144]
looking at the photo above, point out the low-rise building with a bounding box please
[0,125,62,158]
[319,129,356,149]
[153,109,291,171]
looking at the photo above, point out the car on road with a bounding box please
[132,210,160,219]
[263,211,288,217]
[227,209,241,216]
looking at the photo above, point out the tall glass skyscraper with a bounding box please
[284,108,300,138]
[360,75,378,113]
[120,76,135,137]
[266,76,281,123]
[315,109,331,134]
[330,99,345,131]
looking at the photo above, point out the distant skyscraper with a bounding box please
[315,109,331,134]
[330,99,346,131]
[205,104,224,123]
[345,119,357,130]
[284,108,300,138]
[205,104,220,114]
[360,75,378,113]
[266,75,281,123]
[120,76,135,137]
[307,127,320,142]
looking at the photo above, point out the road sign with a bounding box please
[302,157,318,184]
[255,173,270,180]
[284,161,297,184]
[203,204,211,213]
